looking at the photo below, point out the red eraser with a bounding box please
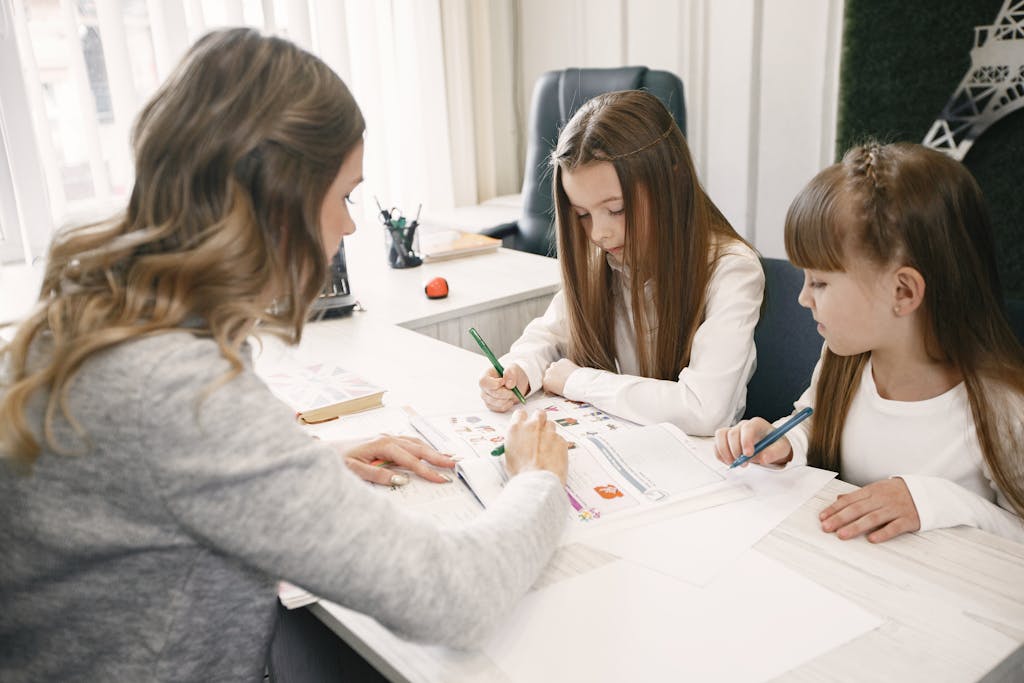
[425,276,449,299]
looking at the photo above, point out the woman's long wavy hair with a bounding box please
[552,90,750,380]
[785,141,1024,518]
[1,28,365,468]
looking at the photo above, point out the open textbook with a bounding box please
[410,396,749,540]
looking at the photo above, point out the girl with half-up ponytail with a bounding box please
[0,29,570,679]
[479,90,764,436]
[715,141,1024,545]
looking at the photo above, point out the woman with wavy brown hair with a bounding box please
[715,142,1024,544]
[0,28,568,680]
[479,90,764,435]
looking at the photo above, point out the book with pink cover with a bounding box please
[265,363,385,424]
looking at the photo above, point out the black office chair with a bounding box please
[1006,298,1024,346]
[484,66,687,257]
[743,258,822,423]
[267,602,387,682]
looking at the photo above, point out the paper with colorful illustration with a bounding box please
[410,395,749,539]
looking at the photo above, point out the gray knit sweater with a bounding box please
[0,332,567,681]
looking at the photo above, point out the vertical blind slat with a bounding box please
[59,0,111,200]
[287,0,312,50]
[311,0,351,82]
[95,0,139,194]
[225,0,245,26]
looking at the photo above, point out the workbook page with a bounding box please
[412,396,748,539]
[410,394,638,460]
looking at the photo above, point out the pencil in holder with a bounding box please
[377,199,422,269]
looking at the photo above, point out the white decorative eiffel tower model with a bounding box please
[923,0,1024,160]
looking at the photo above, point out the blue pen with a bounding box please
[729,407,813,469]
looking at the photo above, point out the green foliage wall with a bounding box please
[837,0,1024,298]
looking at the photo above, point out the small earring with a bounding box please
[893,305,901,314]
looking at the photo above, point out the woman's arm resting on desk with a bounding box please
[140,340,568,649]
[333,435,455,485]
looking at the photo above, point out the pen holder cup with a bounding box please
[384,228,422,269]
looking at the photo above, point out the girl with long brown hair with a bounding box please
[0,28,569,680]
[479,90,764,436]
[715,142,1024,543]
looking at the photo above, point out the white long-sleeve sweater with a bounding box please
[500,241,764,436]
[781,351,1024,542]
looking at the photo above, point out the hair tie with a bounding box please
[63,259,82,280]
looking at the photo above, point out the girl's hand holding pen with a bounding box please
[541,358,580,396]
[504,409,568,484]
[333,435,456,487]
[479,364,530,413]
[713,417,794,467]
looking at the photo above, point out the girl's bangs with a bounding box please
[784,173,849,272]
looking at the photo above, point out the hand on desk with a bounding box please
[820,478,921,543]
[504,409,568,485]
[333,435,456,487]
[541,358,579,397]
[717,420,922,543]
[713,417,794,467]
[479,364,530,412]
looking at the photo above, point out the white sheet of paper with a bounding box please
[483,551,882,683]
[584,461,836,585]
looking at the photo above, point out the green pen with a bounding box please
[469,327,527,405]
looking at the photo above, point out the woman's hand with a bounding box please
[713,417,793,467]
[333,435,456,486]
[479,364,530,413]
[503,409,568,485]
[819,478,921,543]
[541,358,580,396]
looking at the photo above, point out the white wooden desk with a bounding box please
[341,230,560,357]
[0,237,560,356]
[259,317,1024,683]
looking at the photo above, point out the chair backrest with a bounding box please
[743,258,821,422]
[743,271,1023,424]
[1006,298,1024,346]
[511,67,686,257]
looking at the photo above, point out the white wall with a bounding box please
[515,0,844,259]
